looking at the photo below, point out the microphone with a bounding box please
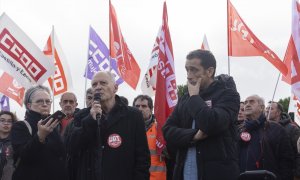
[93,92,101,125]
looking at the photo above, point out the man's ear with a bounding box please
[114,84,118,93]
[207,67,215,78]
[26,103,31,110]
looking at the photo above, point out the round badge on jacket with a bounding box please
[240,131,251,142]
[107,134,122,148]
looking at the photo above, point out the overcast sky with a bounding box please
[0,0,292,118]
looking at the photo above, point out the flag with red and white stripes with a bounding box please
[154,2,178,155]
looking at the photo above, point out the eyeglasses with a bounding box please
[0,119,13,124]
[32,99,52,105]
[61,100,76,105]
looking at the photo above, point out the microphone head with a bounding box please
[93,92,101,102]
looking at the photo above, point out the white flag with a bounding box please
[0,13,55,88]
[141,29,160,96]
[288,93,300,126]
[43,29,73,96]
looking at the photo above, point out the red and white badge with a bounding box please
[240,132,251,142]
[107,134,122,148]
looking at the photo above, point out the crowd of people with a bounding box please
[0,49,299,180]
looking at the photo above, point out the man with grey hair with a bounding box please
[85,88,93,108]
[239,95,294,179]
[66,71,150,180]
[59,92,78,136]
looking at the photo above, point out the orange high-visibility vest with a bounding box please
[147,122,166,180]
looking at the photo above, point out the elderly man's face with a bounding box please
[244,96,264,119]
[91,72,118,102]
[59,93,78,116]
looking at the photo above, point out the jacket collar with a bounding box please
[105,95,128,129]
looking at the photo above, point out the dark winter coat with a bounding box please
[279,113,300,178]
[163,74,240,180]
[66,96,150,180]
[11,110,67,180]
[0,137,14,180]
[239,115,294,180]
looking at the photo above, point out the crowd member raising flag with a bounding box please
[201,34,210,50]
[43,28,73,96]
[0,72,25,106]
[0,94,10,111]
[227,0,288,76]
[154,1,178,155]
[0,13,55,88]
[84,26,123,85]
[109,1,141,89]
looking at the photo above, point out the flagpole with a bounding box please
[83,26,91,108]
[109,0,112,71]
[226,0,231,76]
[267,72,281,120]
[51,25,55,113]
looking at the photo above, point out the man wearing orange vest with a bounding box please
[133,95,167,180]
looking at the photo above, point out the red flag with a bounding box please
[283,0,300,99]
[227,0,288,76]
[282,36,300,84]
[109,2,141,89]
[154,2,178,155]
[0,72,25,106]
[43,29,73,96]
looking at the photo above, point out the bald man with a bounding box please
[67,71,150,180]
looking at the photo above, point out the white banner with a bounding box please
[43,29,73,96]
[0,13,55,88]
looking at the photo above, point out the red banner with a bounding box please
[227,0,287,76]
[0,72,25,106]
[109,2,141,89]
[154,2,178,155]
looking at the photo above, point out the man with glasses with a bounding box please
[59,92,78,136]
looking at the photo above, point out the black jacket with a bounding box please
[239,115,294,180]
[279,113,300,177]
[67,96,150,180]
[11,110,67,180]
[163,74,240,180]
[0,136,14,180]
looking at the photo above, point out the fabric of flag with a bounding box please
[0,13,55,88]
[0,94,10,111]
[141,29,160,96]
[0,72,25,106]
[154,2,178,155]
[282,0,300,100]
[84,26,123,85]
[43,29,73,96]
[201,34,210,50]
[109,2,141,89]
[227,0,288,76]
[288,94,300,126]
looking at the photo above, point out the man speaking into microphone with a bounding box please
[67,71,150,180]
